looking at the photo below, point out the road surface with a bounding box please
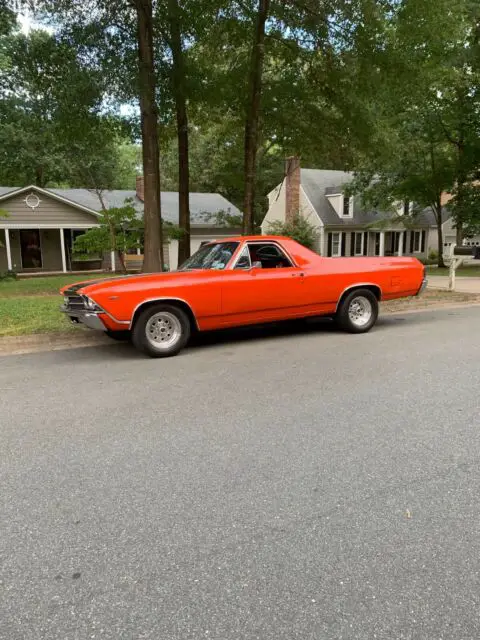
[1,307,480,639]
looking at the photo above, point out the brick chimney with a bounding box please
[285,156,301,224]
[136,175,144,202]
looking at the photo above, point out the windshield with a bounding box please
[178,242,239,271]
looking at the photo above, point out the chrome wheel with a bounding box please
[348,296,372,327]
[145,311,182,350]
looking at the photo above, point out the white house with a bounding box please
[262,158,440,259]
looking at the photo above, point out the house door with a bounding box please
[20,230,42,269]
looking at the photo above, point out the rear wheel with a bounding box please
[131,304,191,358]
[335,288,378,333]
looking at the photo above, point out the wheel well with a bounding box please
[336,284,381,311]
[130,299,198,332]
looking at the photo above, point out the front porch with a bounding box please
[0,228,110,274]
[324,229,428,258]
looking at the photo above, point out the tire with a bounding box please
[131,303,191,358]
[335,288,379,334]
[105,330,131,341]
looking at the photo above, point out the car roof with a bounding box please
[212,235,289,243]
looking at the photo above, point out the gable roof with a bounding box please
[0,186,241,227]
[300,169,448,228]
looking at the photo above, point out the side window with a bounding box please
[234,246,252,270]
[248,243,293,269]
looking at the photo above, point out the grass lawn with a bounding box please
[0,273,120,336]
[426,265,480,277]
[0,273,117,297]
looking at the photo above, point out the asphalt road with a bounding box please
[1,307,480,640]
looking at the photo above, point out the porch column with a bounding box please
[4,229,12,271]
[110,251,116,272]
[379,231,385,256]
[398,231,403,257]
[59,228,67,273]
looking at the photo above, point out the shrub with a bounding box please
[268,214,318,250]
[428,249,439,261]
[0,270,17,281]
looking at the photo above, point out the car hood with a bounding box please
[60,270,203,297]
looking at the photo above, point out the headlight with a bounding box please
[63,296,69,305]
[82,296,101,311]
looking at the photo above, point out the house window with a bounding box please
[342,196,353,217]
[332,232,341,256]
[327,232,342,257]
[353,232,363,255]
[412,230,426,253]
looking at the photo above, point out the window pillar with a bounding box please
[379,231,385,256]
[59,229,67,273]
[398,232,403,257]
[4,229,12,271]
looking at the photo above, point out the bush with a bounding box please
[428,249,438,261]
[268,214,318,250]
[0,270,17,281]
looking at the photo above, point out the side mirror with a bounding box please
[252,261,262,269]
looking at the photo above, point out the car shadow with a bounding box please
[20,309,442,363]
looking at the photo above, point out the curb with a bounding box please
[0,331,112,356]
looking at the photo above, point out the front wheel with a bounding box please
[335,289,379,334]
[131,303,191,358]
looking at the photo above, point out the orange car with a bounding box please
[60,235,427,357]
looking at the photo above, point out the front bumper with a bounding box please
[60,306,106,331]
[417,277,428,296]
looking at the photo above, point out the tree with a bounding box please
[243,0,270,235]
[73,200,140,272]
[40,0,164,272]
[268,213,317,249]
[133,0,164,272]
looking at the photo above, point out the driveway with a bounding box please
[1,307,480,639]
[428,274,480,293]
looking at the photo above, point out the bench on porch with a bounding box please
[123,253,144,272]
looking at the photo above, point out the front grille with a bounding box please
[65,294,85,311]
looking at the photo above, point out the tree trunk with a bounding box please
[168,0,190,266]
[135,0,164,273]
[242,0,270,235]
[35,166,44,187]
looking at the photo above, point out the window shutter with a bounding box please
[410,231,414,253]
[341,232,347,256]
[350,233,355,256]
[421,230,426,253]
[327,233,332,257]
[363,232,368,255]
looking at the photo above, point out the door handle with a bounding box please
[291,272,305,277]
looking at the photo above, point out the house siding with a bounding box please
[261,182,323,253]
[0,192,100,227]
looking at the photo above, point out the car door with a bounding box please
[219,242,312,325]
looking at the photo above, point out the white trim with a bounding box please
[110,251,116,272]
[60,229,67,273]
[0,223,100,229]
[0,185,101,218]
[335,283,383,311]
[129,297,199,330]
[4,229,12,270]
